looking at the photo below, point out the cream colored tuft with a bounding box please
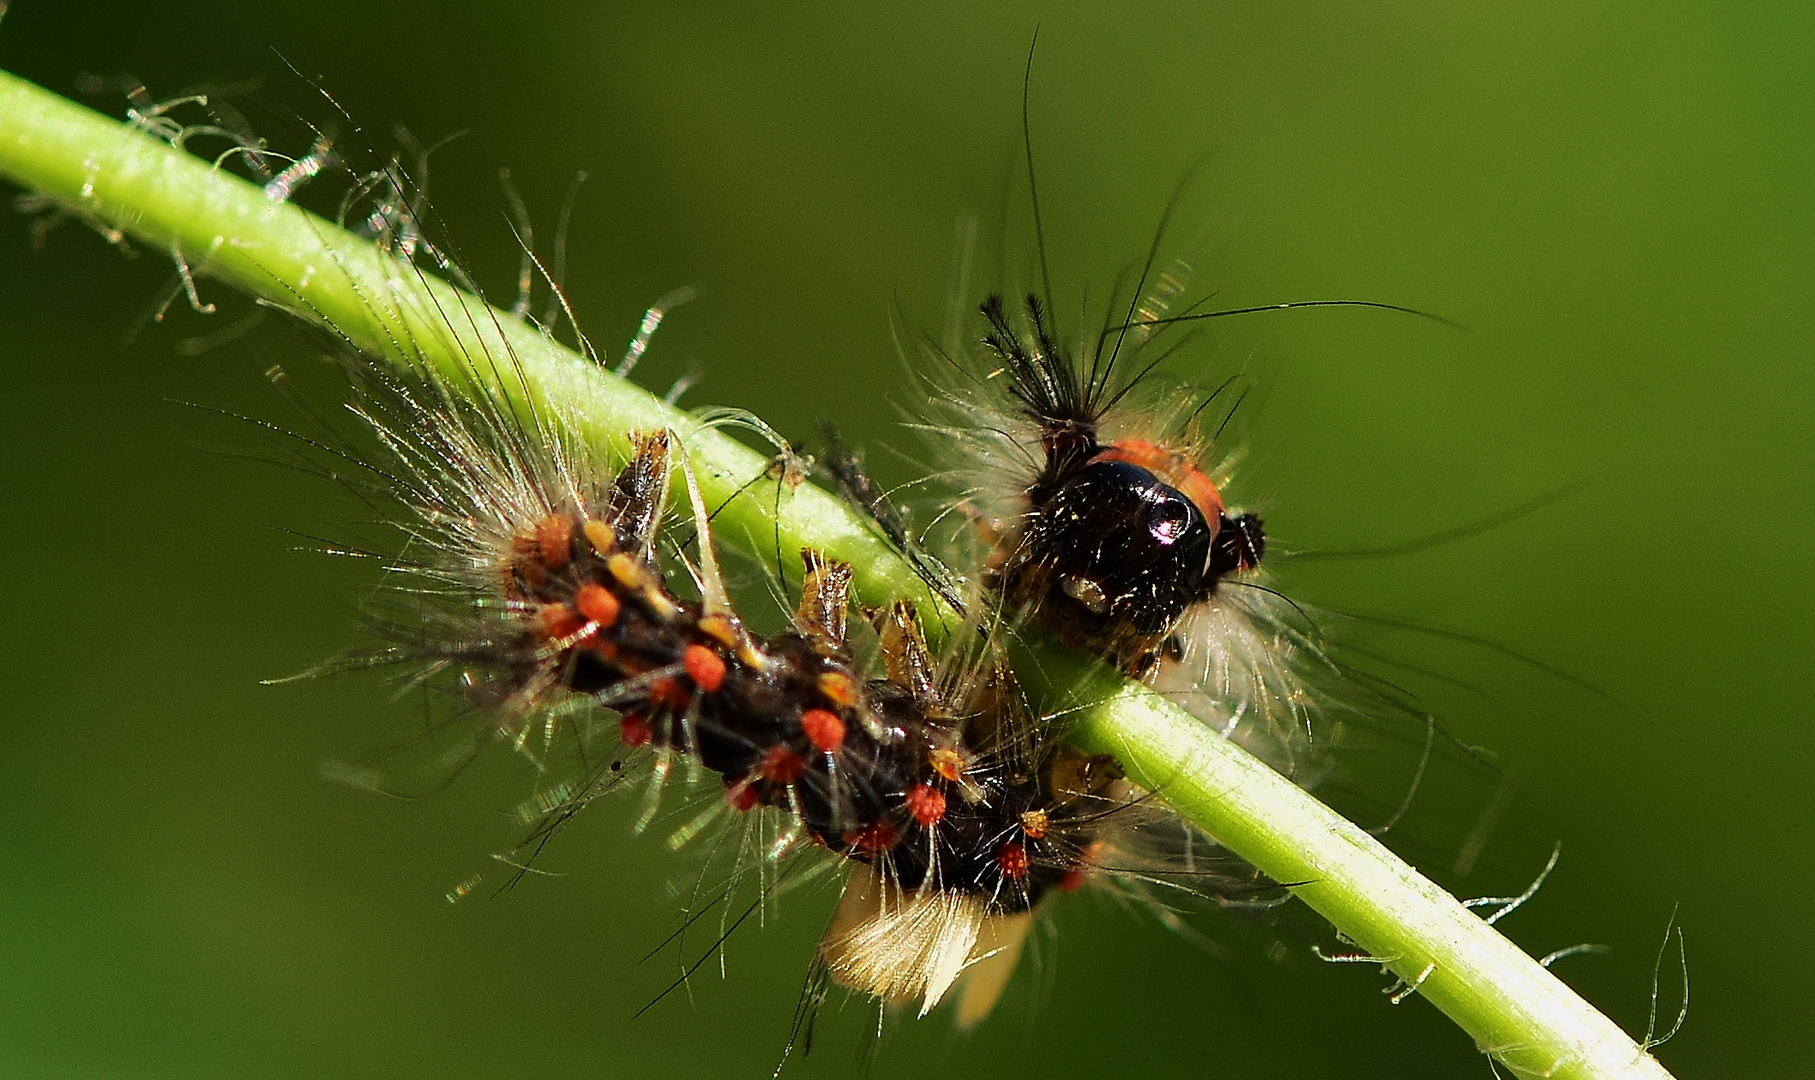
[820,868,1006,1017]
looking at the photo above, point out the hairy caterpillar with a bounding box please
[888,162,1460,791]
[309,282,1267,1050]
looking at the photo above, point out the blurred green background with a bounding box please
[1,2,1807,1076]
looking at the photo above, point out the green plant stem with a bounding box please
[0,69,1675,1080]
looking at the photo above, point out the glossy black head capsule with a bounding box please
[1003,459,1267,670]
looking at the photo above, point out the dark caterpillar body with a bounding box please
[485,430,1103,919]
[337,392,1151,1022]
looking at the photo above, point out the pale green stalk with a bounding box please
[0,70,1676,1080]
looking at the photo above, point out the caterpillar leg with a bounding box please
[796,549,854,647]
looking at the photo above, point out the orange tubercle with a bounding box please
[1018,808,1049,840]
[760,745,807,785]
[800,708,846,753]
[815,671,861,708]
[905,784,947,827]
[534,603,586,641]
[582,518,617,558]
[697,614,741,649]
[682,644,727,692]
[649,678,691,710]
[573,583,621,628]
[928,747,967,782]
[606,552,646,589]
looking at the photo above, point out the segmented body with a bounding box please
[340,352,1147,1017]
[491,432,1097,916]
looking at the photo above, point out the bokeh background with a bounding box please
[1,2,1807,1076]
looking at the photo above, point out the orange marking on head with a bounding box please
[799,708,846,753]
[682,644,727,693]
[536,515,574,569]
[573,583,621,629]
[760,745,807,785]
[1174,469,1226,526]
[905,784,947,827]
[1092,438,1172,474]
[815,671,861,708]
[1093,438,1225,521]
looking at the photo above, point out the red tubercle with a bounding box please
[760,745,808,785]
[618,714,652,748]
[682,644,727,693]
[725,779,760,812]
[1060,841,1103,892]
[998,842,1030,880]
[905,784,946,827]
[509,530,549,592]
[574,582,621,629]
[649,678,691,710]
[799,709,846,753]
[533,603,587,641]
[843,820,901,854]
